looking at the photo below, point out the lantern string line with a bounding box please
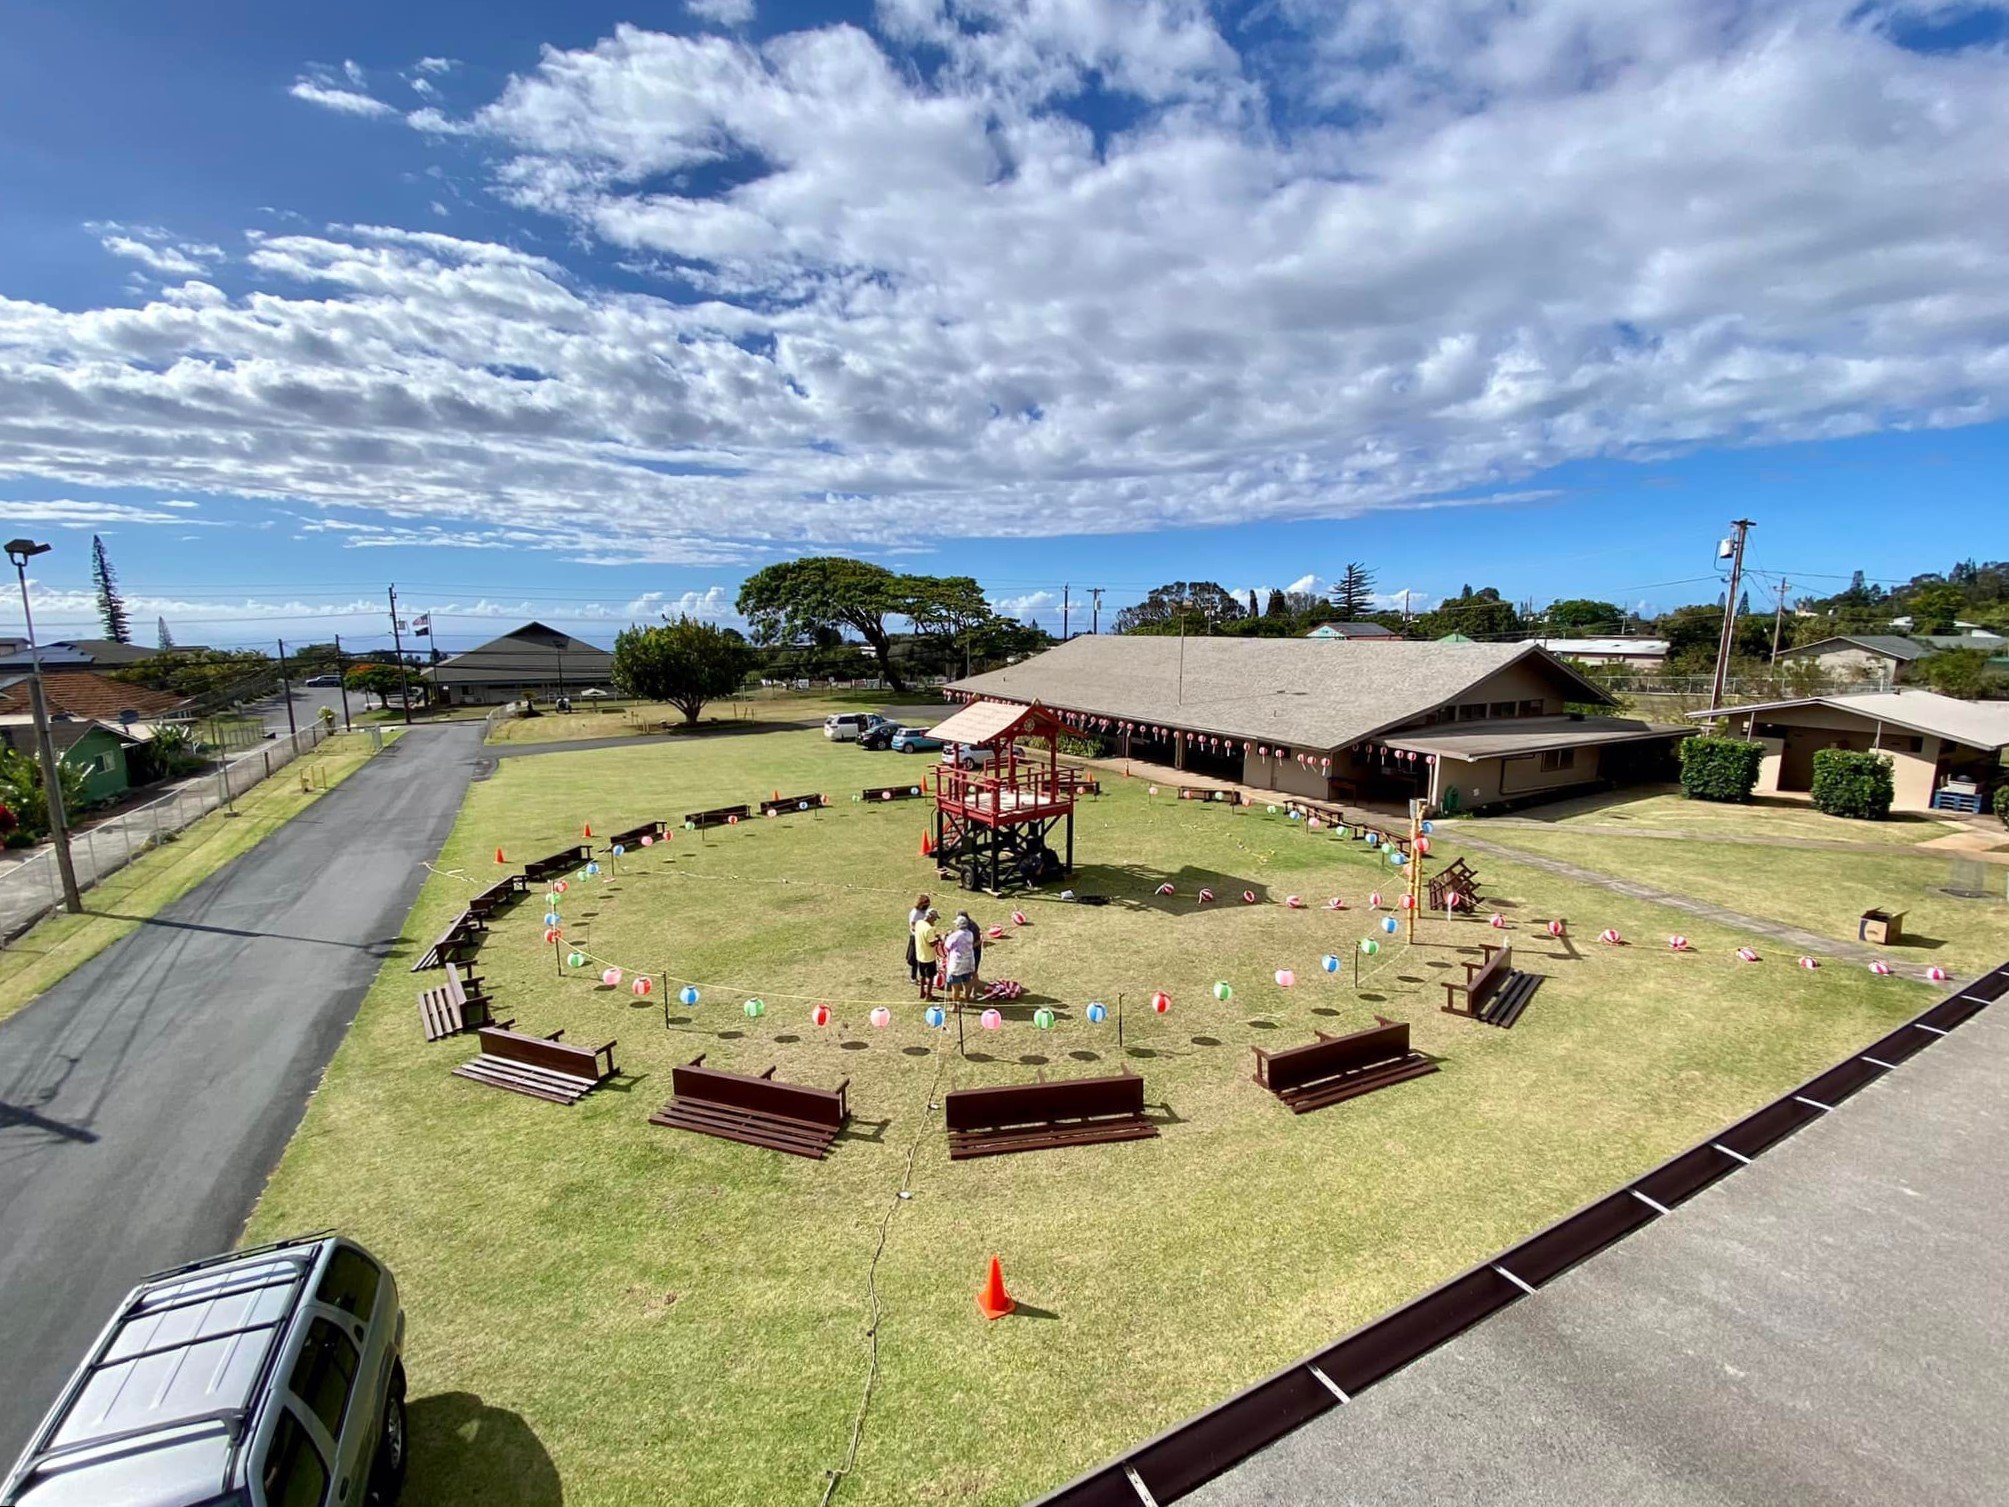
[818,1045,950,1507]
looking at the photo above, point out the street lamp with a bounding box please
[6,539,83,913]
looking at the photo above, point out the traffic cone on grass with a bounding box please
[583,822,593,839]
[495,847,506,864]
[977,1255,1015,1321]
[920,831,934,858]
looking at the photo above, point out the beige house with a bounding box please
[1692,690,2009,812]
[1772,635,1932,686]
[946,636,1690,814]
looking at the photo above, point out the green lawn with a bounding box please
[1462,825,2009,978]
[1468,784,1962,846]
[246,731,1932,1506]
[0,731,397,1024]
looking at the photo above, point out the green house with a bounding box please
[50,720,142,804]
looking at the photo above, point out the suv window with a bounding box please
[261,1410,330,1507]
[316,1247,379,1320]
[289,1317,360,1441]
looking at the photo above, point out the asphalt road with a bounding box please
[0,722,482,1463]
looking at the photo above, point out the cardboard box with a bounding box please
[1859,908,1906,945]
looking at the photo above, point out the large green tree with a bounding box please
[905,575,995,678]
[612,618,757,724]
[737,558,912,691]
[92,535,130,644]
[1114,581,1245,634]
[1543,598,1626,634]
[1329,562,1377,619]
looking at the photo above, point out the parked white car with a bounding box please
[824,713,873,741]
[939,744,998,770]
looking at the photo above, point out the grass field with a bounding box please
[486,687,941,745]
[1462,825,2009,977]
[246,731,1935,1507]
[1470,785,1964,846]
[0,731,396,1025]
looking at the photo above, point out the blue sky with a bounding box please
[3,0,2007,651]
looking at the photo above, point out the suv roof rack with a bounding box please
[141,1229,333,1285]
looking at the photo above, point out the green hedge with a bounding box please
[1993,783,2007,829]
[1811,748,1895,821]
[1677,735,1764,803]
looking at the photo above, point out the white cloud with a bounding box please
[685,0,755,25]
[1,499,210,528]
[626,585,742,620]
[1284,574,1324,597]
[289,77,396,117]
[8,8,2009,565]
[97,235,220,276]
[415,56,458,75]
[990,590,1059,622]
[342,59,368,87]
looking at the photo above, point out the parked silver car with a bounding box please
[1,1233,407,1507]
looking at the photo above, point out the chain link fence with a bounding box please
[0,721,374,944]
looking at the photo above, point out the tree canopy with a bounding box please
[1113,581,1245,634]
[1330,562,1377,619]
[612,618,757,724]
[1543,598,1626,634]
[92,535,130,645]
[736,558,912,691]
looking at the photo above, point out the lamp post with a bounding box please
[5,539,83,913]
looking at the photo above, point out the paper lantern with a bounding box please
[1148,785,1160,796]
[1086,1001,1108,1024]
[1327,896,1346,910]
[585,861,601,877]
[640,835,654,847]
[1149,991,1171,1014]
[881,792,892,801]
[1212,981,1233,1002]
[798,801,809,811]
[1445,892,1464,910]
[926,1005,948,1029]
[543,927,563,945]
[811,1004,831,1026]
[870,1007,892,1028]
[987,925,1004,940]
[1359,938,1381,955]
[1274,969,1296,988]
[1369,891,1383,908]
[1399,894,1416,910]
[632,976,653,997]
[1415,837,1431,856]
[1389,850,1407,866]
[1380,916,1398,935]
[1012,911,1028,926]
[1668,935,1690,951]
[679,985,700,1006]
[601,967,622,987]
[1265,804,1278,815]
[1198,887,1216,903]
[567,950,586,968]
[1927,966,1948,982]
[1599,928,1623,945]
[1033,1008,1056,1030]
[1547,919,1566,938]
[612,844,626,857]
[980,1009,1003,1031]
[1156,883,1175,896]
[1797,956,1819,970]
[1321,954,1340,973]
[552,879,569,893]
[544,910,563,927]
[1366,832,1380,848]
[1420,820,1434,834]
[1242,890,1257,904]
[1736,947,1760,963]
[686,818,699,827]
[1489,913,1507,929]
[1308,817,1323,830]
[1868,960,1892,976]
[1286,895,1304,909]
[1060,889,1076,901]
[744,997,766,1018]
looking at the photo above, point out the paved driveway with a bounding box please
[0,723,482,1462]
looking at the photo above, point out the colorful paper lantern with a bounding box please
[1369,891,1383,908]
[1736,947,1760,963]
[1868,960,1892,976]
[601,967,622,987]
[552,879,569,893]
[1286,895,1304,909]
[632,976,652,997]
[1274,969,1296,988]
[1321,954,1340,973]
[1389,850,1407,866]
[1086,1001,1108,1024]
[1489,913,1507,929]
[585,861,601,877]
[1547,919,1566,938]
[1927,966,1948,982]
[925,1005,948,1029]
[987,925,1004,939]
[1326,896,1345,910]
[1033,1007,1056,1030]
[612,844,626,857]
[1149,991,1171,1014]
[1415,837,1431,856]
[811,1004,831,1026]
[980,1009,1003,1031]
[1366,832,1380,848]
[568,950,586,968]
[1599,928,1623,945]
[543,926,563,945]
[1445,891,1464,910]
[679,985,700,1006]
[870,1007,892,1028]
[1797,956,1819,970]
[1668,935,1690,951]
[1198,887,1215,903]
[744,997,766,1018]
[544,910,563,927]
[1420,820,1434,835]
[1012,911,1028,926]
[1156,883,1175,896]
[1308,817,1323,830]
[1380,916,1398,935]
[1242,890,1257,904]
[1399,894,1416,910]
[1212,981,1233,1002]
[1265,804,1278,815]
[1148,785,1159,795]
[1359,938,1380,955]
[640,835,654,847]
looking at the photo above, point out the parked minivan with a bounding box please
[824,713,888,742]
[1,1234,407,1507]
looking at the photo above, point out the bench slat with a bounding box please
[948,1118,1158,1160]
[1277,1057,1439,1113]
[452,1060,590,1104]
[650,1101,840,1160]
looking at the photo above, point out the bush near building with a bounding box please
[1678,735,1764,803]
[1810,748,1896,821]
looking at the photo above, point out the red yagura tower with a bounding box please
[926,700,1083,895]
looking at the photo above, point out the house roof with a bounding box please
[421,621,614,686]
[1693,690,2009,752]
[947,637,1612,752]
[1776,634,1933,662]
[1530,638,1670,657]
[1914,633,2007,651]
[1307,622,1399,638]
[1381,716,1691,763]
[0,715,141,753]
[0,670,185,722]
[928,699,1056,745]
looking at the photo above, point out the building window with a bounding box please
[1539,748,1577,773]
[1457,704,1486,721]
[1490,701,1516,718]
[1519,700,1544,717]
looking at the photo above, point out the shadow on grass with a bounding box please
[406,1391,562,1507]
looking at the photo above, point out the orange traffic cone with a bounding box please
[495,847,506,864]
[920,831,934,858]
[583,822,593,838]
[773,789,780,802]
[977,1256,1015,1320]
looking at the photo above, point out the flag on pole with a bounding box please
[412,613,431,637]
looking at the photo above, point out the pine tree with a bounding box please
[1246,590,1258,618]
[91,535,131,644]
[1264,588,1289,619]
[157,616,175,650]
[1737,589,1751,617]
[1331,562,1377,618]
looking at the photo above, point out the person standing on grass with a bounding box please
[954,910,984,988]
[913,906,942,1001]
[906,893,932,985]
[942,914,977,1003]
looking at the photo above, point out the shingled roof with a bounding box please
[948,637,1610,750]
[0,670,185,722]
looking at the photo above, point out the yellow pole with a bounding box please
[1406,799,1424,943]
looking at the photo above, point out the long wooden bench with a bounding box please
[648,1055,850,1159]
[606,820,667,850]
[683,804,751,828]
[757,793,826,817]
[1252,1018,1437,1113]
[410,909,485,972]
[861,784,925,804]
[522,845,593,885]
[417,962,503,1042]
[1178,786,1238,803]
[944,1072,1159,1159]
[452,1025,616,1105]
[465,874,527,921]
[1442,943,1542,1029]
[1428,858,1481,912]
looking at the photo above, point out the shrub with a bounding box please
[1810,749,1895,820]
[1994,784,2008,829]
[1677,735,1764,803]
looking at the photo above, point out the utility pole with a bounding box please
[6,539,82,913]
[275,639,299,743]
[1401,588,1410,624]
[1708,519,1754,712]
[387,586,413,725]
[334,634,353,730]
[1062,584,1070,640]
[1089,587,1104,635]
[1770,578,1790,662]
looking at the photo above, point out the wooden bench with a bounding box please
[410,909,485,972]
[1178,786,1237,803]
[648,1055,850,1159]
[683,804,751,828]
[1252,1018,1437,1113]
[1428,858,1481,912]
[860,785,925,804]
[451,1025,616,1105]
[522,845,593,885]
[606,820,667,851]
[943,1072,1159,1159]
[1442,944,1542,1029]
[417,963,503,1042]
[465,874,526,921]
[757,793,825,817]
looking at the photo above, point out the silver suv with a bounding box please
[1,1234,407,1507]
